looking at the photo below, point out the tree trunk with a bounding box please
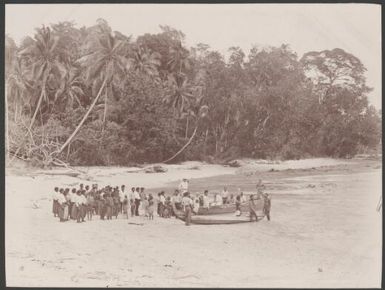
[103,84,107,125]
[5,84,10,157]
[58,77,108,154]
[29,85,45,131]
[185,116,189,139]
[9,84,45,164]
[162,125,198,163]
[203,128,208,156]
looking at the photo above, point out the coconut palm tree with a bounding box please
[163,73,195,118]
[168,41,190,75]
[53,66,84,111]
[57,29,128,154]
[162,104,209,163]
[130,46,161,77]
[9,26,66,163]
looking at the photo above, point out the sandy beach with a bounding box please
[5,157,382,287]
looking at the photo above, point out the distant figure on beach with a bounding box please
[148,194,155,220]
[203,190,210,209]
[172,189,182,210]
[256,179,265,198]
[263,193,271,221]
[214,193,223,206]
[52,187,59,217]
[134,187,141,216]
[178,178,189,194]
[182,192,193,226]
[235,195,241,216]
[249,194,258,222]
[221,186,229,204]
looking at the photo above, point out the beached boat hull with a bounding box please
[173,203,265,225]
[197,200,264,215]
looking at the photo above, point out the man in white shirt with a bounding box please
[119,185,126,213]
[134,187,141,216]
[52,187,59,217]
[203,190,210,208]
[181,192,193,226]
[215,193,223,206]
[178,179,189,194]
[221,186,229,204]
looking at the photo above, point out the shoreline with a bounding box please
[5,157,382,287]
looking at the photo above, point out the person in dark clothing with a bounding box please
[134,187,141,216]
[249,194,258,222]
[263,193,271,221]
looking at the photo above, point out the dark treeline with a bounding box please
[5,19,381,167]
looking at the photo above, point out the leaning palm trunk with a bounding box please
[5,83,10,157]
[162,125,198,163]
[9,85,46,164]
[103,84,107,125]
[58,77,108,154]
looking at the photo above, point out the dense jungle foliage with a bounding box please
[5,19,381,167]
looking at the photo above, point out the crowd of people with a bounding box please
[51,178,271,224]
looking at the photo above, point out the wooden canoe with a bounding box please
[173,204,265,225]
[197,199,264,215]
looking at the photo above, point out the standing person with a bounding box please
[52,187,59,217]
[163,196,172,218]
[99,192,107,220]
[158,191,166,217]
[173,190,182,210]
[263,193,271,221]
[142,196,149,218]
[130,198,136,217]
[106,193,114,220]
[240,192,247,203]
[235,195,242,216]
[203,190,210,209]
[249,194,258,222]
[228,193,235,204]
[221,186,229,204]
[256,179,265,199]
[113,191,120,219]
[182,192,193,226]
[68,188,76,219]
[178,178,189,194]
[75,191,82,223]
[139,187,146,215]
[148,194,155,220]
[122,195,129,219]
[120,185,126,213]
[86,192,95,221]
[214,193,223,206]
[63,191,70,221]
[57,191,67,222]
[134,187,141,216]
[71,189,78,220]
[80,191,87,222]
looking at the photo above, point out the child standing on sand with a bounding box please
[52,187,59,217]
[148,194,155,220]
[122,195,129,218]
[130,198,136,217]
[86,192,94,220]
[142,196,149,218]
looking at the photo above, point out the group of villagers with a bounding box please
[51,178,271,225]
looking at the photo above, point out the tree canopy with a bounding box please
[5,20,382,167]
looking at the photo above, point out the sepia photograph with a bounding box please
[4,3,382,288]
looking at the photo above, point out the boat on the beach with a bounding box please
[172,202,265,225]
[196,199,264,215]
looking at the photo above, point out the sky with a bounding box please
[5,3,382,108]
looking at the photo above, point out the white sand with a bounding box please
[5,158,382,287]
